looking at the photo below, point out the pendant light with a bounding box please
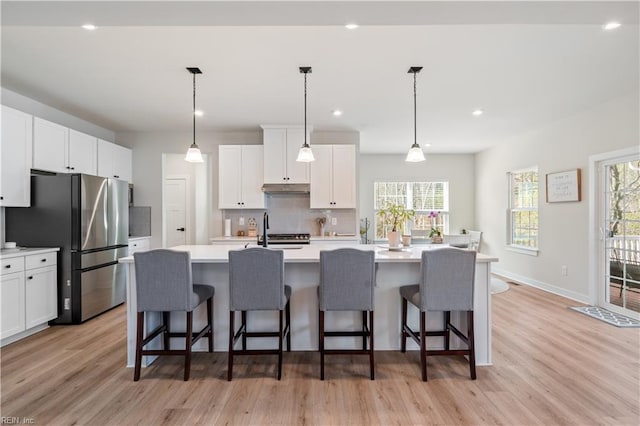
[405,66,426,162]
[185,67,204,163]
[296,66,315,162]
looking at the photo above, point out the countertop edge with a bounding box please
[0,247,60,259]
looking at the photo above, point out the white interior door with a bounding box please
[598,153,640,319]
[164,178,187,247]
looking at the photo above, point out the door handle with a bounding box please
[176,227,185,232]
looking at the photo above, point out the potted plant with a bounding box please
[428,211,443,243]
[377,203,415,247]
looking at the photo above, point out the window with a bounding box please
[374,182,449,240]
[508,168,539,250]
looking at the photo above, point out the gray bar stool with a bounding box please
[227,247,291,381]
[133,249,214,381]
[399,247,476,381]
[318,248,376,380]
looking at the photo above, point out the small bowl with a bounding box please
[4,242,17,249]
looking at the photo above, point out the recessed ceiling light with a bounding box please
[472,109,484,116]
[603,21,621,30]
[82,24,97,30]
[345,23,359,30]
[332,110,343,116]
[194,110,204,117]
[423,143,431,147]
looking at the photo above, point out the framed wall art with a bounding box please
[546,168,581,203]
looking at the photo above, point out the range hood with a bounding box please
[261,183,310,194]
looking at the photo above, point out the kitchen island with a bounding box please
[119,244,498,368]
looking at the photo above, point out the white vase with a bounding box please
[388,231,401,247]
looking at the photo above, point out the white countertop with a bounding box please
[0,247,60,259]
[128,236,152,241]
[119,244,497,264]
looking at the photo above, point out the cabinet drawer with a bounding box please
[25,252,57,270]
[1,258,25,275]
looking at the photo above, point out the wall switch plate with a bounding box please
[239,217,245,226]
[331,217,337,226]
[561,265,568,276]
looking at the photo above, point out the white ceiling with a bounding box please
[1,1,638,154]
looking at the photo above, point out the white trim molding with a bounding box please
[492,267,591,305]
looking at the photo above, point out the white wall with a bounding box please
[359,153,476,241]
[476,94,639,302]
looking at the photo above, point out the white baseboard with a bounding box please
[492,267,591,305]
[1,323,49,347]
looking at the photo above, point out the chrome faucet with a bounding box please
[261,212,269,247]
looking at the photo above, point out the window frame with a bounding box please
[374,181,450,240]
[507,167,539,255]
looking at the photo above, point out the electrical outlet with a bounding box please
[331,217,337,226]
[239,217,245,226]
[561,265,568,276]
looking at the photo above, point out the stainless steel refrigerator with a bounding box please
[6,174,129,324]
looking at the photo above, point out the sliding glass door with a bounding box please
[600,154,640,318]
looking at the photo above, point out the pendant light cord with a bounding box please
[413,70,417,146]
[304,71,308,146]
[192,72,196,146]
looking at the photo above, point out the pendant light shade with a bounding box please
[405,66,426,163]
[296,66,315,162]
[185,67,204,163]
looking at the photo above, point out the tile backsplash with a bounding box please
[222,193,356,237]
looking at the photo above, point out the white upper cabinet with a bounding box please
[97,139,132,182]
[33,117,68,173]
[1,105,33,207]
[33,118,97,175]
[68,129,97,175]
[219,145,265,209]
[262,126,310,184]
[310,144,356,209]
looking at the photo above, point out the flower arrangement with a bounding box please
[428,211,441,238]
[377,202,415,234]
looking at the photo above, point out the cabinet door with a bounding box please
[285,128,310,184]
[33,117,69,173]
[263,128,287,183]
[1,105,32,207]
[241,145,265,208]
[111,144,132,182]
[310,145,333,209]
[331,145,356,208]
[1,272,26,339]
[69,129,97,175]
[25,266,57,329]
[97,139,114,178]
[218,145,242,208]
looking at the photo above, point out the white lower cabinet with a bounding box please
[25,264,57,329]
[128,237,151,255]
[0,249,58,344]
[1,272,26,340]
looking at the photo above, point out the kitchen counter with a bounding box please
[0,247,60,259]
[120,244,498,368]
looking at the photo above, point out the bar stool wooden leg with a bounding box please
[369,310,375,380]
[362,311,367,350]
[444,311,451,350]
[241,311,247,350]
[134,312,144,381]
[228,311,235,381]
[286,300,291,352]
[468,311,476,380]
[184,311,193,381]
[420,310,427,382]
[277,309,284,380]
[163,311,170,350]
[319,310,325,380]
[401,297,408,353]
[207,298,214,352]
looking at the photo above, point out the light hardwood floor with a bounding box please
[1,283,639,425]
